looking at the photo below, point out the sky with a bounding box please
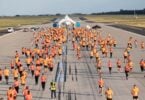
[0,0,145,16]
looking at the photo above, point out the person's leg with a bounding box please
[110,52,112,58]
[99,87,103,95]
[31,71,34,77]
[15,86,19,93]
[125,71,128,80]
[136,96,138,100]
[109,67,112,74]
[141,66,144,72]
[41,82,43,90]
[98,87,101,94]
[126,72,128,79]
[42,82,45,90]
[101,87,103,95]
[54,90,56,98]
[43,82,45,90]
[125,72,127,80]
[51,90,53,98]
[17,86,19,93]
[0,76,2,82]
[133,96,135,100]
[6,76,8,84]
[35,76,37,85]
[36,76,39,85]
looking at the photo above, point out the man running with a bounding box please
[98,77,104,96]
[105,87,113,100]
[108,60,112,74]
[131,84,139,100]
[4,67,9,84]
[41,73,47,90]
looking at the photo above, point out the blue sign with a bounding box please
[76,22,81,27]
[53,22,58,27]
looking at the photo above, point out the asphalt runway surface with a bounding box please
[0,18,145,100]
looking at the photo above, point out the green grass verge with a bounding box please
[85,15,145,28]
[0,16,58,30]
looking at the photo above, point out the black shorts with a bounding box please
[107,98,112,100]
[124,56,127,59]
[44,65,48,68]
[90,56,93,59]
[11,66,14,69]
[49,67,53,71]
[96,57,99,60]
[21,83,25,86]
[22,52,24,55]
[99,85,103,88]
[97,67,101,70]
[36,64,40,66]
[133,96,138,99]
[117,65,121,68]
[0,75,2,81]
[14,77,18,80]
[5,76,9,80]
[27,64,30,67]
[109,67,112,70]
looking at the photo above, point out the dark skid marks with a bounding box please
[109,24,145,36]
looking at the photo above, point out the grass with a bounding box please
[85,15,145,28]
[0,16,58,30]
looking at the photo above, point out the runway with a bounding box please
[0,18,145,100]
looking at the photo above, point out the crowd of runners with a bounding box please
[0,23,144,100]
[0,27,67,100]
[71,27,144,100]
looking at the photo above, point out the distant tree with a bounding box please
[15,15,20,17]
[56,13,61,16]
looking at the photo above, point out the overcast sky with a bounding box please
[0,0,145,16]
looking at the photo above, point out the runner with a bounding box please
[34,68,40,85]
[105,87,113,100]
[0,68,3,82]
[108,60,112,74]
[21,73,26,86]
[116,59,122,72]
[139,59,144,72]
[98,77,104,96]
[90,50,93,59]
[96,59,102,73]
[123,50,128,63]
[11,86,17,100]
[8,94,14,100]
[26,57,32,69]
[134,39,138,48]
[4,67,9,84]
[13,78,20,93]
[30,63,35,77]
[109,47,113,58]
[124,64,130,80]
[141,41,144,49]
[95,51,99,62]
[10,60,15,70]
[13,68,19,80]
[25,90,32,100]
[7,87,12,100]
[41,73,47,90]
[131,84,139,100]
[23,86,29,100]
